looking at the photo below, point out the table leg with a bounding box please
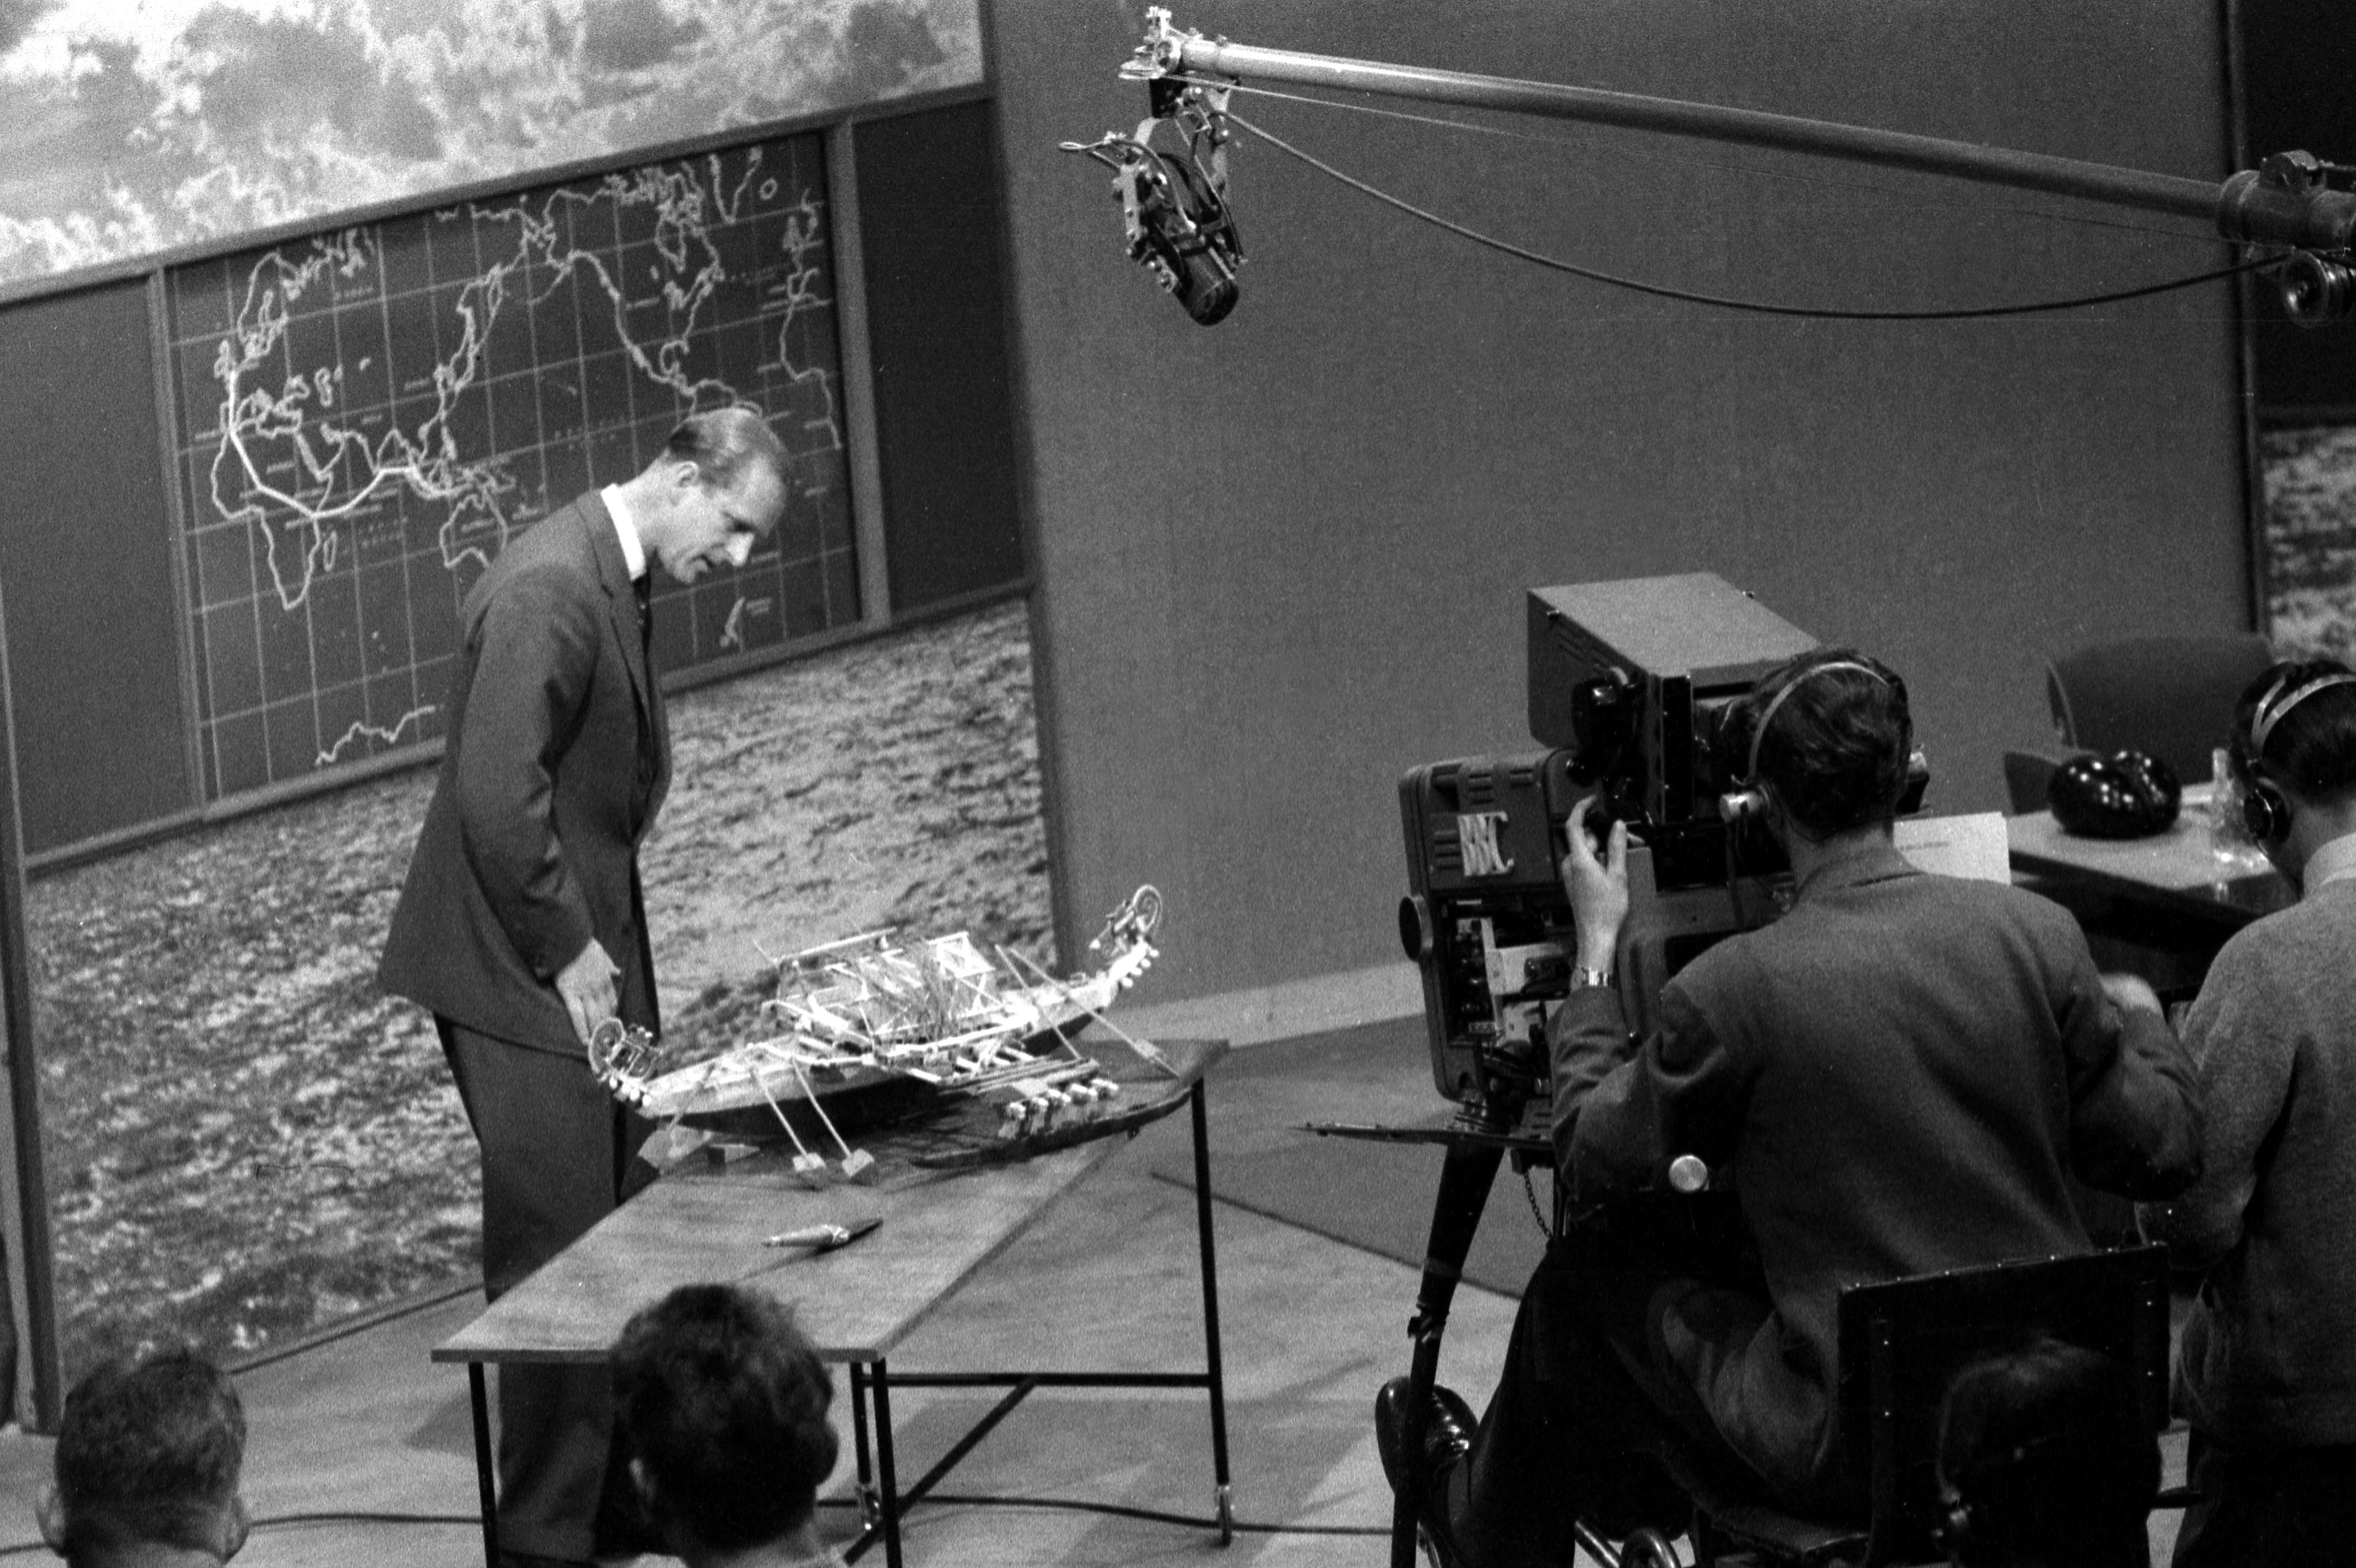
[873,1356,903,1568]
[1188,1080,1234,1545]
[1391,1141,1504,1568]
[850,1361,878,1534]
[466,1362,499,1568]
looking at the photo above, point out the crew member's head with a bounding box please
[636,405,790,584]
[38,1347,250,1567]
[613,1283,838,1564]
[1934,1332,2157,1568]
[1728,647,1913,844]
[2228,656,2356,882]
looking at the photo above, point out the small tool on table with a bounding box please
[739,1216,882,1280]
[764,1216,882,1251]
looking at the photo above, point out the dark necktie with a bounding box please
[634,574,668,809]
[633,574,653,651]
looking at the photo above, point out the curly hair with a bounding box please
[53,1346,245,1556]
[612,1283,839,1553]
[2231,657,2356,809]
[1731,647,1913,839]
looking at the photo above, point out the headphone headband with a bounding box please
[1742,659,1889,785]
[2249,671,2356,760]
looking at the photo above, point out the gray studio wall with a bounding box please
[988,1,2248,1004]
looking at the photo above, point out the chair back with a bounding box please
[2001,747,2073,815]
[2044,632,2274,786]
[1835,1244,2171,1566]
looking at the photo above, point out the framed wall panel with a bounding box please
[0,282,196,855]
[162,131,859,802]
[857,100,1028,611]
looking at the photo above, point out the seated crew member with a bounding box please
[611,1283,844,1568]
[1932,1333,2158,1568]
[1377,648,2204,1566]
[2137,658,2356,1568]
[37,1347,250,1567]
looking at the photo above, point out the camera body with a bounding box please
[1399,574,1822,1136]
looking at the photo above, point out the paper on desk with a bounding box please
[1895,812,2011,883]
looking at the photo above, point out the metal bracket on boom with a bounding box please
[2219,152,2356,325]
[1062,17,1244,326]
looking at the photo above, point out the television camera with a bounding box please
[1398,574,1928,1143]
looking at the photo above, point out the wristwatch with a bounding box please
[1570,964,1615,991]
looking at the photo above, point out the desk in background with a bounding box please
[2007,800,2290,928]
[434,1037,1231,1568]
[2008,791,2290,994]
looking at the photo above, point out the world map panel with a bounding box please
[166,130,857,802]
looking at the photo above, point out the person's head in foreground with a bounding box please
[1934,1332,2158,1568]
[613,1282,840,1567]
[38,1346,249,1567]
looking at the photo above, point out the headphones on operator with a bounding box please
[1719,655,1921,828]
[2230,666,2356,844]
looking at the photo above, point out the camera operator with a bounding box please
[1378,648,2204,1566]
[2137,658,2356,1567]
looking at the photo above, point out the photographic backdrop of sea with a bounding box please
[2263,423,2356,662]
[30,598,1051,1377]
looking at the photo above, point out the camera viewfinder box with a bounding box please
[1529,573,1819,888]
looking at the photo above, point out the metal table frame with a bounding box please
[447,1076,1233,1568]
[834,1082,1234,1566]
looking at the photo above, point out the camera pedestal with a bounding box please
[1309,1119,1543,1568]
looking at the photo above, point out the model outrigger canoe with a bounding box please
[588,886,1165,1171]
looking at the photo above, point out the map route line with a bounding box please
[317,705,438,768]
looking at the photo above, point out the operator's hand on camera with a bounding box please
[1563,796,1630,971]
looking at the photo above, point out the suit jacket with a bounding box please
[380,493,671,1053]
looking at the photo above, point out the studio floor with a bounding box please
[0,1020,2189,1567]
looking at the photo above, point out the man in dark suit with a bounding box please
[380,405,787,1567]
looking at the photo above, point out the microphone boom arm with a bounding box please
[1114,7,2356,318]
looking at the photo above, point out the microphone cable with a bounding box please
[1218,104,2281,321]
[1185,75,2231,250]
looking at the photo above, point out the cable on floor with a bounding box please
[880,1491,1387,1536]
[0,1513,482,1559]
[0,1495,1388,1559]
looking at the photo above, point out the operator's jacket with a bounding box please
[1549,841,2204,1504]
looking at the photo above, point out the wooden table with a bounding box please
[434,1037,1231,1568]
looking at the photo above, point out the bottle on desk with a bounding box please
[2206,747,2273,874]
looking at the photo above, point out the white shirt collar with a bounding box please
[2305,829,2356,897]
[600,484,647,580]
